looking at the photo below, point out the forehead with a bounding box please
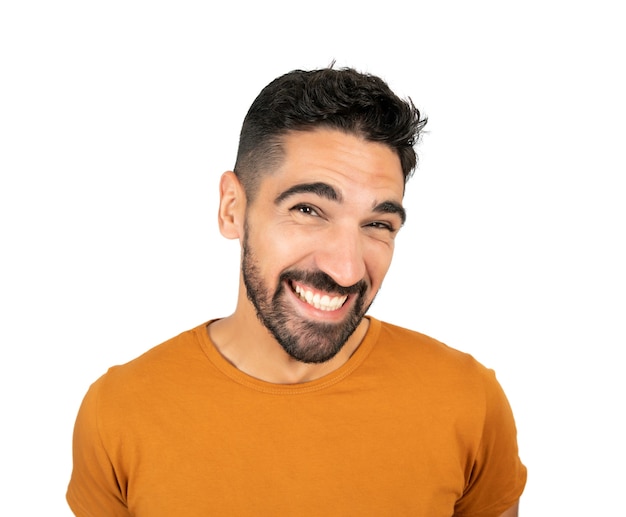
[260,128,405,200]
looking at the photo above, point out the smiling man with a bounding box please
[67,67,526,516]
[215,128,406,380]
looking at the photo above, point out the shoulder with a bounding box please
[76,323,216,446]
[366,318,506,408]
[91,323,211,405]
[374,318,492,376]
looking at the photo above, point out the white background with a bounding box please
[1,1,624,515]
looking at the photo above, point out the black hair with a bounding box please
[234,67,427,200]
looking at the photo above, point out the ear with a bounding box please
[218,171,246,240]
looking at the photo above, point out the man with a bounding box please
[67,67,526,516]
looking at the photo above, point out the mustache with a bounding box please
[279,270,367,297]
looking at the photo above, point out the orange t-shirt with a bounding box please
[67,317,526,516]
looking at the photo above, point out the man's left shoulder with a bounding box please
[372,318,493,379]
[376,319,475,359]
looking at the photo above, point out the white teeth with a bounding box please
[294,284,348,311]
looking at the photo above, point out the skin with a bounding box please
[211,127,405,384]
[499,500,520,516]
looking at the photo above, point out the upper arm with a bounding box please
[66,377,130,516]
[453,368,527,516]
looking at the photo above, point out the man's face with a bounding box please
[241,128,406,363]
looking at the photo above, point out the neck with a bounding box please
[207,298,369,384]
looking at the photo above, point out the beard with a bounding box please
[241,232,371,364]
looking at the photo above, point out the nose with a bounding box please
[314,226,366,288]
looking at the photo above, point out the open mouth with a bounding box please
[291,281,349,312]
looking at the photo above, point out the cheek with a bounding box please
[250,226,313,277]
[365,243,395,289]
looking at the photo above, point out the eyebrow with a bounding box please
[274,182,342,204]
[274,181,406,225]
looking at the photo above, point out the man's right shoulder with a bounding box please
[91,323,210,400]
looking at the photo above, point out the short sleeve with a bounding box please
[454,369,527,516]
[66,375,131,517]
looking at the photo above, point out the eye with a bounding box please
[291,204,320,217]
[366,221,396,232]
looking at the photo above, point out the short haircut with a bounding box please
[233,67,428,200]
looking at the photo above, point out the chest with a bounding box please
[116,386,479,516]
